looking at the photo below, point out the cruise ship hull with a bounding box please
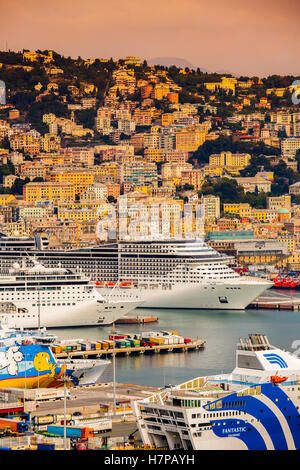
[0,299,141,329]
[98,277,271,310]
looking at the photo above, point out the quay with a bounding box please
[115,315,158,324]
[52,338,205,359]
[248,294,300,311]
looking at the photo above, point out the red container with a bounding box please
[184,338,191,343]
[108,335,128,341]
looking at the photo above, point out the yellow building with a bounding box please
[204,76,237,94]
[267,195,291,211]
[266,88,287,97]
[175,129,206,152]
[57,202,109,221]
[92,163,119,182]
[161,113,174,126]
[42,113,56,125]
[223,203,251,218]
[0,194,16,205]
[252,209,277,223]
[42,133,61,152]
[144,148,164,162]
[209,151,251,174]
[288,251,300,269]
[153,84,170,100]
[201,165,224,177]
[33,153,73,166]
[23,182,76,204]
[50,170,95,195]
[10,133,41,155]
[279,237,295,253]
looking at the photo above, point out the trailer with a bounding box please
[46,425,94,439]
[0,418,28,433]
[70,418,112,433]
[0,387,71,402]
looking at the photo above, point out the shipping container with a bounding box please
[108,335,128,341]
[55,414,72,424]
[149,337,164,344]
[47,425,94,439]
[115,341,126,348]
[0,418,28,433]
[37,443,55,451]
[71,418,112,433]
[34,415,54,426]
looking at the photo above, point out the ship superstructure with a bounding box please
[0,258,141,328]
[133,334,300,450]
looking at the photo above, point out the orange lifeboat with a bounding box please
[270,376,288,384]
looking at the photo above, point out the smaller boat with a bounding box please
[272,268,300,289]
[270,376,288,384]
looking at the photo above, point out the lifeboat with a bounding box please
[270,376,288,384]
[95,282,105,286]
[120,282,132,287]
[106,282,116,287]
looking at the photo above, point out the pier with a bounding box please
[248,294,300,311]
[52,338,205,359]
[115,315,159,324]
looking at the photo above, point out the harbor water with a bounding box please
[49,288,300,387]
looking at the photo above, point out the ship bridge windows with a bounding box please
[237,353,264,370]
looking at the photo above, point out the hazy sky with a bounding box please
[1,0,299,77]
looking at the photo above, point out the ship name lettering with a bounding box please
[222,426,246,434]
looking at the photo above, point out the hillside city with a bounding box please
[0,49,300,274]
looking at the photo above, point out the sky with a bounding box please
[0,0,300,77]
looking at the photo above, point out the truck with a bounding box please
[70,418,112,433]
[33,389,71,401]
[0,387,71,402]
[46,425,94,440]
[0,418,28,434]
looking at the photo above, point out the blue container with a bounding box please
[47,425,82,438]
[37,443,55,451]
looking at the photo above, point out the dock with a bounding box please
[248,294,300,311]
[52,338,205,359]
[115,315,158,324]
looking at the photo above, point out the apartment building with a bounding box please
[23,182,76,204]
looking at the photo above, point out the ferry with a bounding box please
[133,334,300,450]
[0,325,110,388]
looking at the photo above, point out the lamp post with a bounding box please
[58,362,69,451]
[112,319,116,418]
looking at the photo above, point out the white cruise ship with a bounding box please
[0,259,141,328]
[96,239,272,310]
[133,334,300,450]
[0,236,272,310]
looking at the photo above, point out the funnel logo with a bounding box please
[0,81,6,105]
[291,80,300,105]
[263,353,288,369]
